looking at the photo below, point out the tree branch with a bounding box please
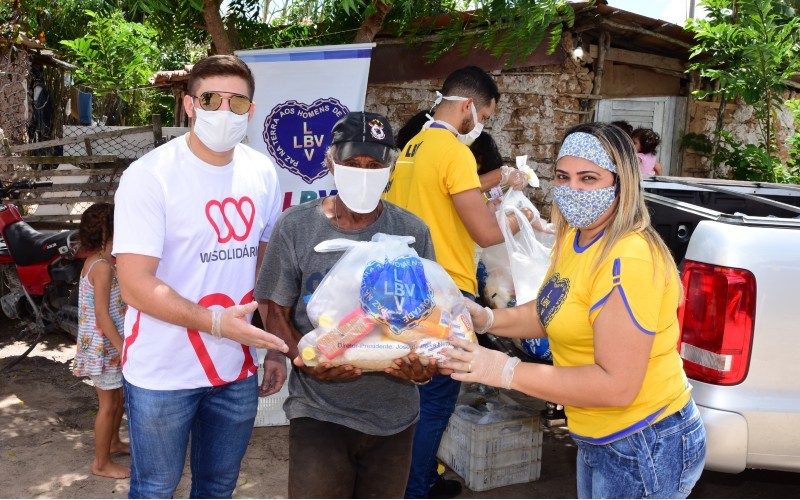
[353,0,393,43]
[203,0,233,55]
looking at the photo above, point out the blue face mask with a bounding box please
[553,184,616,228]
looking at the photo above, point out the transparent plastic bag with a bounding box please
[298,233,476,370]
[496,189,552,305]
[477,190,555,361]
[477,246,516,309]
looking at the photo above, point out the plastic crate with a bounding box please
[437,398,543,492]
[254,351,290,427]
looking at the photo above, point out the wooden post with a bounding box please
[0,128,11,156]
[152,114,163,147]
[584,31,611,123]
[173,89,183,127]
[84,138,93,156]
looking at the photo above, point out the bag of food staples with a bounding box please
[298,233,476,370]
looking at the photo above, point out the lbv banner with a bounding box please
[236,44,375,211]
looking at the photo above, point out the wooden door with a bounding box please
[596,96,687,175]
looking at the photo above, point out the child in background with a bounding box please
[611,120,634,137]
[71,202,129,479]
[632,127,664,176]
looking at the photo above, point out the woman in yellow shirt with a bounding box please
[445,122,706,498]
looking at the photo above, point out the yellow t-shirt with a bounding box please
[536,228,690,442]
[384,126,481,294]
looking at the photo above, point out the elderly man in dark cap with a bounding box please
[255,111,440,498]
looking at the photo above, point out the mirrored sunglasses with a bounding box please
[192,91,252,115]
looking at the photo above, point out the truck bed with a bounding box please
[644,177,800,264]
[644,177,800,473]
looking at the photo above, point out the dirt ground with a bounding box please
[0,321,578,499]
[4,319,800,499]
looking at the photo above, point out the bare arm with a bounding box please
[483,300,546,339]
[506,287,653,407]
[116,253,287,351]
[253,242,290,396]
[256,241,267,283]
[259,300,303,360]
[653,160,663,176]
[478,170,502,192]
[451,287,653,407]
[89,261,124,353]
[452,188,529,248]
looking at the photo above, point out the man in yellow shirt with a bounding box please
[385,65,512,499]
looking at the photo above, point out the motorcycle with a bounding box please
[0,179,83,371]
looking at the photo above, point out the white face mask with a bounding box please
[333,163,391,214]
[422,93,484,146]
[192,107,249,153]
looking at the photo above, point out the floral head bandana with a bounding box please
[556,132,617,173]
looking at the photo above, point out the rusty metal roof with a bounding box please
[150,65,194,87]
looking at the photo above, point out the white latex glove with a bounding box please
[463,298,494,334]
[500,165,528,191]
[516,155,541,188]
[445,336,521,389]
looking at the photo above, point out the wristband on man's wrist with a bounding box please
[211,310,223,339]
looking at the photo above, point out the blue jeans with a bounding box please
[404,290,474,498]
[575,399,706,499]
[123,376,258,499]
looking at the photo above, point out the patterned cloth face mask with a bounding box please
[553,184,616,228]
[554,131,618,228]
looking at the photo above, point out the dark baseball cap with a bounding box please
[330,111,395,163]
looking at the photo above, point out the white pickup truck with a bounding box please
[643,177,800,474]
[485,176,800,473]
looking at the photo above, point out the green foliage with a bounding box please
[679,132,715,155]
[46,0,107,47]
[59,9,159,125]
[379,1,570,64]
[686,0,800,154]
[713,131,781,182]
[242,0,376,49]
[773,0,800,17]
[683,130,800,183]
[126,0,574,66]
[0,0,56,50]
[785,99,800,179]
[122,0,210,56]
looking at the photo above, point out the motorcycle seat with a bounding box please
[2,222,76,267]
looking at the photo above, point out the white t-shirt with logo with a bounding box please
[113,134,282,390]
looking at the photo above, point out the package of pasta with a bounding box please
[299,233,476,370]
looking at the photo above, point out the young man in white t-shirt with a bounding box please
[113,55,289,499]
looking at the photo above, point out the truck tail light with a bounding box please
[677,260,756,385]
